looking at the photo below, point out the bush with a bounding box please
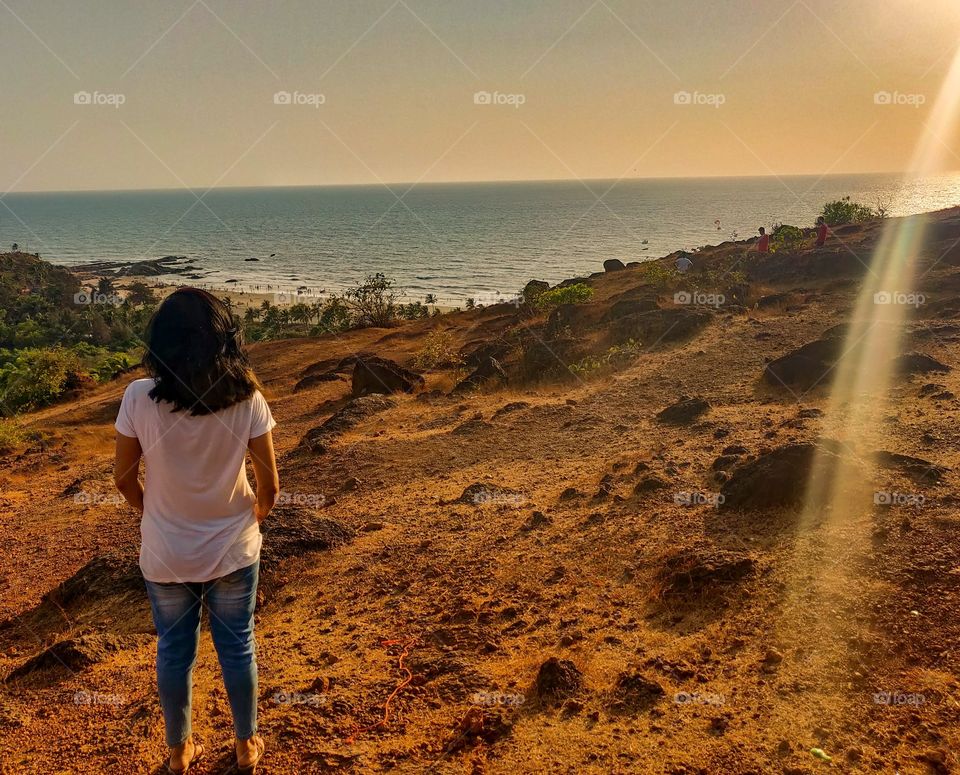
[343,273,399,327]
[0,347,89,414]
[638,262,681,289]
[412,330,464,370]
[569,340,644,378]
[534,283,593,312]
[0,418,27,454]
[820,197,878,226]
[770,223,805,253]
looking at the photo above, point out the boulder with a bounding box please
[298,395,396,451]
[872,451,948,484]
[763,337,843,390]
[452,356,507,393]
[603,258,626,272]
[351,356,424,397]
[603,297,659,321]
[611,307,712,346]
[293,371,343,391]
[522,280,550,305]
[893,352,950,375]
[6,634,146,681]
[608,672,665,712]
[656,396,710,425]
[719,441,855,511]
[655,545,755,597]
[534,658,584,701]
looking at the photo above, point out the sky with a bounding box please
[2,0,960,192]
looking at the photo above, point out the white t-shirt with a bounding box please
[115,378,276,583]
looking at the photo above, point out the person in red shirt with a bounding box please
[756,226,770,253]
[815,216,828,248]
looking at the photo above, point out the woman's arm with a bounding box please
[113,432,144,513]
[248,430,280,523]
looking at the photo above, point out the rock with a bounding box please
[893,352,951,375]
[656,396,710,425]
[444,707,513,753]
[452,356,507,393]
[603,258,626,272]
[6,634,146,681]
[762,648,784,672]
[339,477,361,492]
[293,371,343,391]
[534,658,584,701]
[493,401,530,418]
[655,546,755,597]
[558,487,582,501]
[634,476,669,495]
[43,552,141,608]
[603,297,660,321]
[763,336,844,389]
[722,444,748,455]
[451,413,492,435]
[454,483,524,507]
[609,671,664,711]
[352,355,424,397]
[720,441,857,511]
[360,521,385,532]
[299,395,396,451]
[611,308,712,347]
[521,511,552,531]
[872,451,948,484]
[522,280,550,305]
[712,454,740,471]
[259,504,353,572]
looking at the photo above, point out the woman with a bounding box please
[113,288,279,774]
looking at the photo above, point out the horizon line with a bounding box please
[5,168,955,197]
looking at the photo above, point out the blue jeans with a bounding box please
[144,561,259,747]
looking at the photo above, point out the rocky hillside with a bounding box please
[1,209,959,774]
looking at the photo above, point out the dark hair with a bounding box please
[143,288,261,415]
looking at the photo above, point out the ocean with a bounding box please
[3,172,959,305]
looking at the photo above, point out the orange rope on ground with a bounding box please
[345,637,417,743]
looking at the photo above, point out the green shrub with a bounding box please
[534,283,593,311]
[0,418,27,454]
[0,347,88,414]
[770,223,805,253]
[820,197,878,226]
[412,330,464,370]
[569,340,644,377]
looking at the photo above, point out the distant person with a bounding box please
[675,254,693,273]
[756,226,770,253]
[815,216,829,248]
[113,288,277,775]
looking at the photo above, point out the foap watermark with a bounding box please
[73,491,125,507]
[874,491,925,507]
[674,491,725,507]
[674,691,725,706]
[472,292,522,308]
[473,90,526,108]
[873,291,925,307]
[74,90,125,108]
[674,290,725,308]
[873,691,925,706]
[874,91,925,108]
[274,90,326,108]
[471,489,526,507]
[673,90,725,108]
[276,490,326,508]
[74,290,122,306]
[272,690,327,707]
[469,690,525,707]
[74,690,125,706]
